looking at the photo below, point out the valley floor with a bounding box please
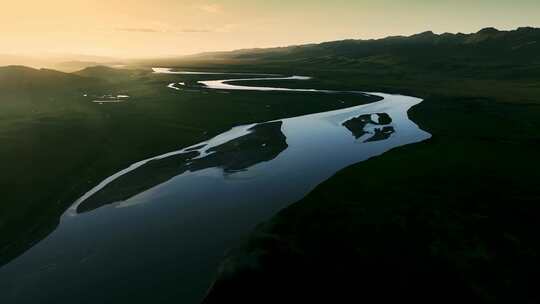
[1,62,539,303]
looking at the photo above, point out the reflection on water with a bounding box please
[77,122,287,213]
[0,71,431,304]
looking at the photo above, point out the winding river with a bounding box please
[0,68,431,304]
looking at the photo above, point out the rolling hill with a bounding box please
[0,66,94,91]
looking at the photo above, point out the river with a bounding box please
[0,68,431,303]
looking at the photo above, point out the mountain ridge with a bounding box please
[139,26,540,84]
[179,27,540,61]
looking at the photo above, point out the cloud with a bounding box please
[117,28,162,33]
[115,23,236,35]
[198,4,222,14]
[216,23,238,33]
[180,28,213,33]
[116,27,211,34]
[180,23,238,33]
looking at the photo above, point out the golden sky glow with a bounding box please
[2,0,540,58]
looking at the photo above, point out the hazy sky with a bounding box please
[2,0,539,58]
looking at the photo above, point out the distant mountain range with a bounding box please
[142,27,538,82]
[0,54,123,72]
[188,27,540,63]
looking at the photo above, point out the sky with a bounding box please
[2,0,540,58]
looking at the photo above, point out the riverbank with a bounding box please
[203,91,540,303]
